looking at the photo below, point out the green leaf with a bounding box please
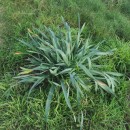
[19,39,35,50]
[58,68,72,75]
[104,73,117,92]
[0,83,6,90]
[77,77,90,91]
[45,85,55,121]
[56,49,69,65]
[78,13,81,29]
[66,41,71,58]
[51,81,60,87]
[77,86,81,105]
[96,80,115,95]
[79,64,95,79]
[87,57,92,69]
[106,72,123,77]
[19,67,33,75]
[61,81,72,110]
[33,65,49,71]
[70,74,83,103]
[28,77,46,96]
[70,73,76,87]
[80,23,86,33]
[50,68,59,75]
[80,111,84,130]
[34,27,48,39]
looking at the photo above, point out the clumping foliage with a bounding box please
[16,18,122,120]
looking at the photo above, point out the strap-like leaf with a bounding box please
[79,64,95,79]
[28,77,45,96]
[19,39,35,50]
[70,74,83,103]
[96,80,115,95]
[45,85,55,121]
[34,27,48,39]
[56,49,69,65]
[58,68,72,75]
[106,72,123,77]
[61,81,72,110]
[80,111,84,130]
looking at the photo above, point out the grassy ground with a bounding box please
[0,0,130,129]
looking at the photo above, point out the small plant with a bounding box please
[16,18,122,121]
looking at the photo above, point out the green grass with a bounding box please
[0,0,130,129]
[0,76,129,129]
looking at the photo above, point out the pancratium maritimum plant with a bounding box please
[16,18,122,121]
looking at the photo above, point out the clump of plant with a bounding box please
[111,40,130,76]
[16,18,122,121]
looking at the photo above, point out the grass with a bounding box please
[0,77,129,129]
[0,0,130,129]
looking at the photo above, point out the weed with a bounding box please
[0,0,130,129]
[16,19,122,122]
